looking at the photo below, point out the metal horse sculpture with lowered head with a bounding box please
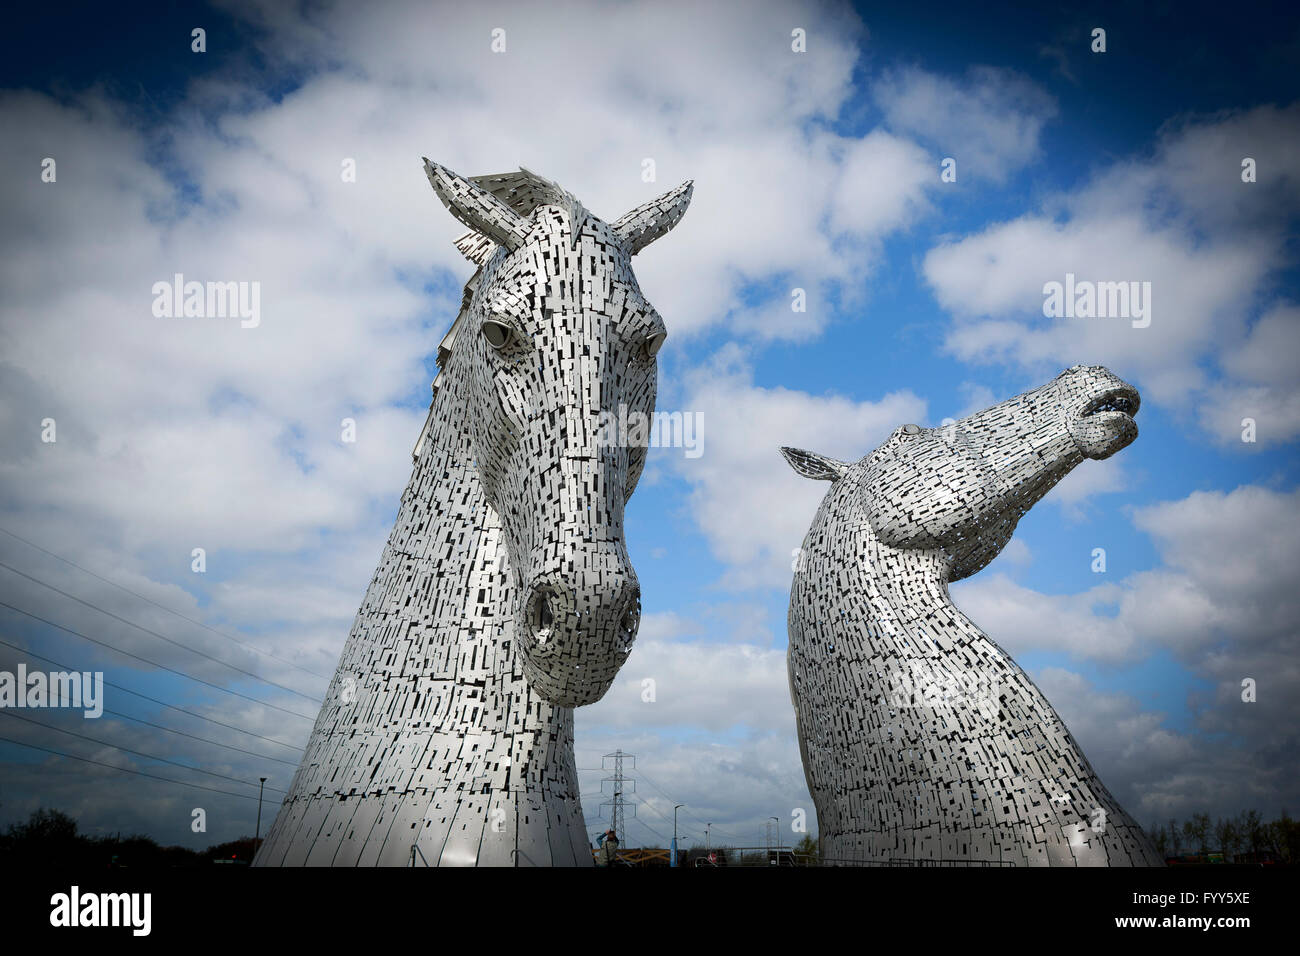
[255,161,692,866]
[783,365,1163,866]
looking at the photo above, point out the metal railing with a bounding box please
[818,856,1016,867]
[691,848,1016,867]
[687,846,800,866]
[409,844,432,867]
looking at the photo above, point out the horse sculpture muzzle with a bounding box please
[1063,366,1141,460]
[519,560,641,707]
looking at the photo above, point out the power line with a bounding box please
[0,710,287,795]
[0,524,333,681]
[587,812,670,848]
[0,636,304,753]
[0,735,269,803]
[589,755,702,848]
[620,780,704,846]
[0,559,321,703]
[630,767,745,841]
[3,674,304,767]
[0,599,316,721]
[99,708,300,768]
[630,814,670,844]
[581,756,745,844]
[633,792,699,839]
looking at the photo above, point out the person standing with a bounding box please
[596,829,620,867]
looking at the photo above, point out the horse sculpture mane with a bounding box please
[414,168,582,458]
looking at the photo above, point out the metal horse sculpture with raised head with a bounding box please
[255,161,692,866]
[782,365,1163,866]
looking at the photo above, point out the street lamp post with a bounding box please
[672,804,684,868]
[255,777,267,856]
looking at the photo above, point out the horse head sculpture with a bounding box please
[785,364,1140,582]
[782,365,1162,866]
[425,161,692,707]
[255,162,692,867]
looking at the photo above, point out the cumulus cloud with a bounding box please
[957,485,1300,663]
[572,728,809,848]
[671,344,926,590]
[582,637,791,734]
[874,65,1058,183]
[923,103,1300,443]
[1200,302,1300,443]
[0,0,971,588]
[1047,454,1130,519]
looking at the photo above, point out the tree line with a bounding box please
[1146,810,1298,863]
[0,808,259,866]
[6,806,1294,866]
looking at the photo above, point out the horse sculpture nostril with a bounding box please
[527,589,555,646]
[618,597,641,650]
[520,574,640,685]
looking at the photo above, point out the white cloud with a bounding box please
[994,536,1032,568]
[672,344,926,590]
[953,381,997,418]
[1200,302,1300,443]
[956,484,1300,664]
[952,573,1138,662]
[0,0,958,592]
[922,104,1300,443]
[1048,455,1130,519]
[583,636,791,733]
[572,728,809,848]
[827,129,935,238]
[874,65,1057,183]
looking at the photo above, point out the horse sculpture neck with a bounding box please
[789,471,1163,867]
[253,342,591,868]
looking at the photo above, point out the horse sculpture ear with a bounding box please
[613,181,694,255]
[423,158,531,252]
[780,446,848,482]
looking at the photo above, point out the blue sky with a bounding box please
[1,0,1297,852]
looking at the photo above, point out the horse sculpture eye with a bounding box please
[644,331,667,360]
[482,319,512,350]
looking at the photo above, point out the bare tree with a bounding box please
[1183,813,1211,856]
[1214,817,1237,862]
[1242,810,1264,858]
[1149,822,1169,856]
